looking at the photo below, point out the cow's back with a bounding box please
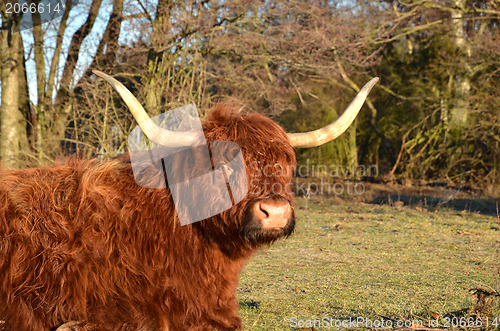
[0,159,160,330]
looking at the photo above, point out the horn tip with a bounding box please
[92,70,105,78]
[361,77,379,94]
[368,76,380,86]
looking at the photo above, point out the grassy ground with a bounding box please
[238,197,500,330]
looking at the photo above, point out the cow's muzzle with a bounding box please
[252,200,293,230]
[242,197,295,243]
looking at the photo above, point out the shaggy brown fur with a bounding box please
[0,106,296,330]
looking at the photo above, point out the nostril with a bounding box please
[259,203,270,218]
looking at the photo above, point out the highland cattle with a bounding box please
[0,71,378,330]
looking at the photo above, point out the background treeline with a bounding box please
[0,0,498,195]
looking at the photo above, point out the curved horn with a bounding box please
[287,77,379,148]
[92,70,203,147]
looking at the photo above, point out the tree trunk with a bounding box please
[34,0,102,160]
[0,15,29,168]
[448,0,471,130]
[347,122,358,175]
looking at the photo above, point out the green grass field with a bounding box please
[238,197,500,330]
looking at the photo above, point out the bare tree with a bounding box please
[0,1,30,167]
